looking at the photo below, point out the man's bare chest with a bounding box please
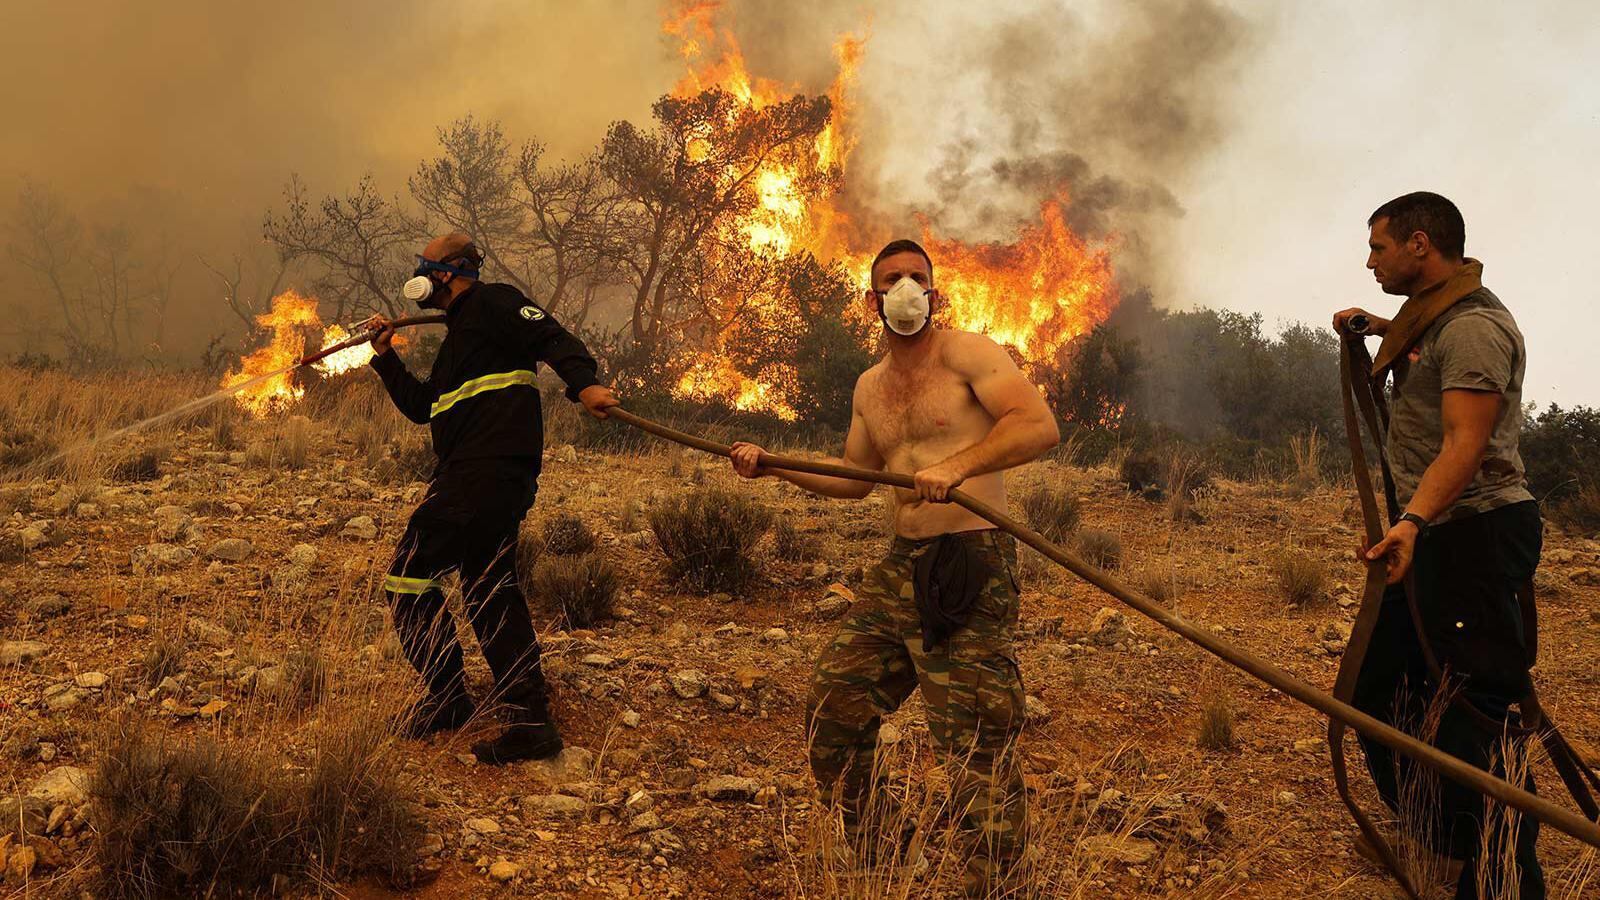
[860,366,981,451]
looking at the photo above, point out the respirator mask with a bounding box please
[875,276,934,336]
[401,248,483,309]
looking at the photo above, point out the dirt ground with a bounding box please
[3,399,1599,898]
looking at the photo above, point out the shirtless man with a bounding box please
[730,239,1058,894]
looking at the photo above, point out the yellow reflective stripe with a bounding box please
[430,370,537,419]
[384,574,440,595]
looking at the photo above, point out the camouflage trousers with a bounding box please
[808,530,1028,895]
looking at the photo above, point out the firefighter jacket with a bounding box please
[370,281,600,480]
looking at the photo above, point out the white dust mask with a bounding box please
[879,276,931,336]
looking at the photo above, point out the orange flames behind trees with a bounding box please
[661,0,1119,415]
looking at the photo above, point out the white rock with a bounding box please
[131,543,195,574]
[341,516,378,541]
[465,816,501,834]
[29,766,90,806]
[699,775,761,802]
[152,505,193,542]
[668,669,707,699]
[205,538,255,562]
[287,543,318,569]
[761,627,790,644]
[0,640,50,666]
[74,672,108,690]
[521,794,589,818]
[522,746,596,787]
[488,859,520,882]
[1087,607,1131,646]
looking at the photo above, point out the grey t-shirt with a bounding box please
[1385,287,1535,523]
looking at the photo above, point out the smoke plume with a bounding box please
[1,0,1250,361]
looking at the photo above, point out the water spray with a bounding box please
[4,314,447,481]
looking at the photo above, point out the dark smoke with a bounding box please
[0,0,1251,363]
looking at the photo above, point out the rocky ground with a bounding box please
[3,403,1599,898]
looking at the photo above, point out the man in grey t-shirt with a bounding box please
[1334,191,1543,899]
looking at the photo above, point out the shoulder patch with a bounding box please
[518,305,546,322]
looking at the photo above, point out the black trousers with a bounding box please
[1353,500,1543,899]
[384,463,546,711]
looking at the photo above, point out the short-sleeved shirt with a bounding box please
[1385,286,1534,523]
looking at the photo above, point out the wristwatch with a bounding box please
[1398,512,1429,532]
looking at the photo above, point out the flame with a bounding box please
[659,1,1118,415]
[222,290,375,417]
[675,357,798,421]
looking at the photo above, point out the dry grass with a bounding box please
[1270,550,1328,607]
[650,486,774,592]
[1020,482,1082,544]
[543,511,597,556]
[773,516,822,562]
[1135,564,1185,607]
[790,738,1250,899]
[1553,482,1600,535]
[1075,528,1123,570]
[139,631,184,689]
[91,706,421,897]
[532,552,621,629]
[1196,691,1237,752]
[1287,428,1325,497]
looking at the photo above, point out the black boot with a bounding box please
[471,684,563,765]
[403,689,477,739]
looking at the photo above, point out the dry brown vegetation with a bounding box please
[3,364,1600,898]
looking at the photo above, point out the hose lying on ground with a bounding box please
[603,406,1600,859]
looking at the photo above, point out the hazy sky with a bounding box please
[1172,2,1600,407]
[3,0,1595,405]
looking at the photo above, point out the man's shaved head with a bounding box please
[423,232,479,264]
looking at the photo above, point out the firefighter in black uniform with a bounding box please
[365,232,617,765]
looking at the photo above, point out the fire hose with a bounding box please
[297,314,447,368]
[599,406,1600,869]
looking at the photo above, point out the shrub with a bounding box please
[542,512,596,556]
[208,403,238,451]
[1119,451,1162,496]
[773,517,822,562]
[91,712,421,897]
[109,448,164,482]
[1165,451,1213,523]
[1552,483,1600,535]
[650,487,774,592]
[1021,483,1082,544]
[283,416,311,470]
[0,425,56,473]
[274,648,330,709]
[1287,428,1325,496]
[141,633,184,689]
[1136,565,1183,606]
[1271,550,1328,607]
[1197,691,1237,751]
[532,553,620,629]
[1075,528,1123,570]
[1521,403,1600,502]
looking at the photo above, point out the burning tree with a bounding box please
[598,89,837,386]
